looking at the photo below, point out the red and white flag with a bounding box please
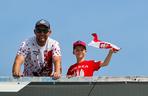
[88,33,120,51]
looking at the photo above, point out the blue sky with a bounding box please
[0,0,148,76]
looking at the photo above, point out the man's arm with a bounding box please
[12,55,24,77]
[100,48,116,67]
[52,56,62,79]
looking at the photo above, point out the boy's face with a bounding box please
[73,46,86,59]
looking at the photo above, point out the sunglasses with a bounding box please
[35,28,49,34]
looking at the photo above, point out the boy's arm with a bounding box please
[100,48,116,67]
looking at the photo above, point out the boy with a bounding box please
[67,40,117,77]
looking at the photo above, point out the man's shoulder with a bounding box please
[47,38,60,44]
[22,36,35,43]
[19,36,35,47]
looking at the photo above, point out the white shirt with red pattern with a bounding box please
[17,36,61,76]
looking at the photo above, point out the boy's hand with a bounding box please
[110,48,119,53]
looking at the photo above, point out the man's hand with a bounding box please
[52,71,61,80]
[12,70,22,78]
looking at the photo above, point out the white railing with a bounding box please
[1,76,148,82]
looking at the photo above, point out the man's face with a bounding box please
[73,46,86,59]
[34,25,51,46]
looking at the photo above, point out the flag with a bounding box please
[88,33,120,51]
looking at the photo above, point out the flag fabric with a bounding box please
[88,33,120,51]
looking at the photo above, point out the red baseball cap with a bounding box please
[73,40,86,49]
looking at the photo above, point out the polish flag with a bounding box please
[88,33,120,51]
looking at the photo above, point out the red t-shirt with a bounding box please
[67,60,102,77]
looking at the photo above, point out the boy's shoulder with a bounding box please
[76,60,95,65]
[85,60,95,63]
[85,60,102,65]
[70,60,96,67]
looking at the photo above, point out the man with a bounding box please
[12,19,61,79]
[67,40,117,77]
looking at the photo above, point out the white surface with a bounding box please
[0,82,30,92]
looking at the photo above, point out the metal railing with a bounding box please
[1,76,148,82]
